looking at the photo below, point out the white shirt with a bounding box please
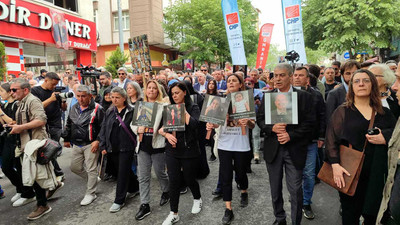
[199,83,206,93]
[217,125,250,152]
[118,79,127,88]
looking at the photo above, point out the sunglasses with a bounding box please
[11,88,20,92]
[201,70,207,72]
[118,73,126,75]
[245,82,253,85]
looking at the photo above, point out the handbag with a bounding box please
[115,108,137,147]
[317,109,375,196]
[37,139,62,165]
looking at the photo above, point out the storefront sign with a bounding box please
[0,0,96,51]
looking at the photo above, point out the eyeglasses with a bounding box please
[353,78,371,84]
[11,88,20,92]
[245,82,253,85]
[320,72,324,75]
[118,73,126,75]
[201,70,207,72]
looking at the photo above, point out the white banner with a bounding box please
[281,0,307,64]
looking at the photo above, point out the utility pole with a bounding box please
[117,0,124,53]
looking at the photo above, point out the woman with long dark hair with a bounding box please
[160,81,202,225]
[206,73,255,224]
[325,69,396,224]
[99,87,139,213]
[207,79,219,96]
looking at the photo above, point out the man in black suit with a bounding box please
[257,63,315,225]
[325,60,360,123]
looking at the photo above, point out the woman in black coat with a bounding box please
[160,81,203,225]
[99,87,139,213]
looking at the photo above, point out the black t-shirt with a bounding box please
[31,86,62,129]
[1,100,17,120]
[139,127,165,154]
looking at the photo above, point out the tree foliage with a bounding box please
[305,47,330,65]
[0,42,7,81]
[163,0,258,66]
[302,0,400,58]
[105,47,129,78]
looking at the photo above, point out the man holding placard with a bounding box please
[257,63,315,225]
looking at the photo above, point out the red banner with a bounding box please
[256,23,274,69]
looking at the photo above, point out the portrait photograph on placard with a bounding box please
[132,101,157,127]
[183,59,194,71]
[199,94,231,125]
[163,103,185,132]
[264,92,298,124]
[228,89,256,120]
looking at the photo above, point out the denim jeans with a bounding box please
[302,142,318,205]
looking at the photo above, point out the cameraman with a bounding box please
[62,85,104,206]
[31,72,67,181]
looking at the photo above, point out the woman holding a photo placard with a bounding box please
[131,80,170,221]
[206,73,255,225]
[159,82,202,225]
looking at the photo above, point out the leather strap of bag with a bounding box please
[115,108,137,146]
[362,109,376,152]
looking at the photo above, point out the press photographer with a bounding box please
[31,72,69,181]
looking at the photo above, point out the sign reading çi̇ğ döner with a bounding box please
[0,0,96,51]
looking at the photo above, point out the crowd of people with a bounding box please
[0,60,399,225]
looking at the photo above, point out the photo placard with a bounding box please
[199,94,231,125]
[128,34,152,73]
[163,103,185,132]
[228,89,256,120]
[132,101,158,127]
[264,92,298,124]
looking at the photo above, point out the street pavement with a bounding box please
[0,146,342,225]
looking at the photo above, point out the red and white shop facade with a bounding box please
[0,0,97,76]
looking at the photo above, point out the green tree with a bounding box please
[0,42,6,81]
[163,0,258,67]
[305,47,330,65]
[105,46,129,78]
[302,0,400,58]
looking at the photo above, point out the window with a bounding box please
[113,11,130,31]
[41,0,77,12]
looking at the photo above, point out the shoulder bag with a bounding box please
[317,109,375,196]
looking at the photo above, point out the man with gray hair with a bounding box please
[62,85,105,206]
[116,67,130,89]
[257,63,315,225]
[193,72,208,94]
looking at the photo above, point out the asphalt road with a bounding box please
[0,146,342,225]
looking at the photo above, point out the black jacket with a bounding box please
[305,86,326,140]
[387,89,400,119]
[62,99,104,146]
[99,104,136,153]
[326,84,346,123]
[257,88,316,170]
[165,103,201,159]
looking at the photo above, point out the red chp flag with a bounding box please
[256,23,274,69]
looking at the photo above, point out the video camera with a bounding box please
[76,64,101,95]
[285,50,300,64]
[76,64,102,78]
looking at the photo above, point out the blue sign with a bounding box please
[343,52,350,59]
[221,0,247,65]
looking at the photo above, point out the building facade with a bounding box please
[95,0,178,74]
[0,0,97,77]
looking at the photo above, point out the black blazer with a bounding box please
[257,88,316,170]
[387,89,400,119]
[325,84,346,123]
